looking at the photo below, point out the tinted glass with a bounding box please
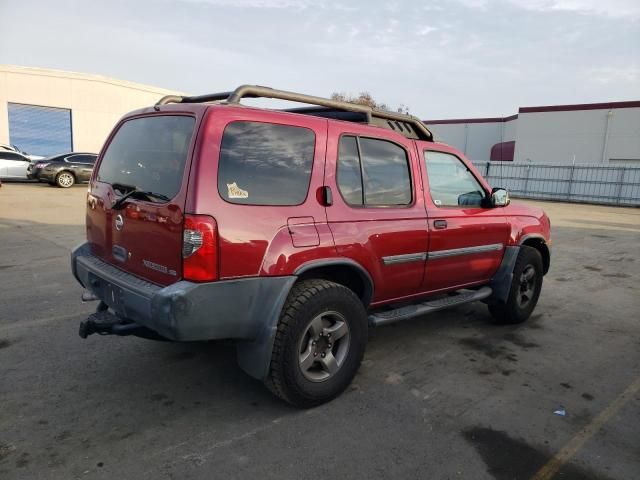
[359,138,411,206]
[45,154,69,163]
[337,136,363,205]
[97,116,194,200]
[73,155,97,164]
[0,152,23,161]
[218,121,315,206]
[425,151,485,207]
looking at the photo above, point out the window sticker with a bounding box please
[434,199,442,205]
[227,182,249,199]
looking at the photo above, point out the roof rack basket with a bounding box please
[155,85,432,141]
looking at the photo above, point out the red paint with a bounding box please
[519,100,640,113]
[87,102,551,306]
[490,141,516,161]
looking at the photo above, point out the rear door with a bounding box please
[67,154,96,181]
[324,123,428,304]
[419,143,510,292]
[87,112,200,286]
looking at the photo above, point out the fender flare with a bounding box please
[294,258,374,306]
[237,258,374,380]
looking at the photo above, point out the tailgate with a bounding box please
[86,114,196,286]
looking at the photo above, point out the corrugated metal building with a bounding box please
[425,101,640,165]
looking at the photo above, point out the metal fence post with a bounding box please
[615,168,626,205]
[567,164,575,202]
[523,163,531,196]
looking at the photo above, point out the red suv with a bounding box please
[71,85,551,407]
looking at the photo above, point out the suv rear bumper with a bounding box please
[71,243,296,343]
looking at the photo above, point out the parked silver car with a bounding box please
[0,150,36,179]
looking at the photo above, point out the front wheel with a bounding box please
[56,171,75,188]
[489,245,543,324]
[265,279,368,408]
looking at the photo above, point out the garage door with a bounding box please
[8,103,73,157]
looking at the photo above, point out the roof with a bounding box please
[424,100,640,125]
[0,64,183,96]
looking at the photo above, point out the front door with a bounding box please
[419,144,510,292]
[324,123,428,304]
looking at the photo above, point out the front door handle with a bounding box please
[434,219,447,229]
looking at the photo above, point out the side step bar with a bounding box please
[368,286,492,327]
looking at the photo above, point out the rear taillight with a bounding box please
[37,162,50,169]
[182,214,218,282]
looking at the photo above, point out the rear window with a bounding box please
[218,121,315,206]
[97,115,195,200]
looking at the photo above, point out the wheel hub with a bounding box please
[298,311,350,382]
[517,264,536,308]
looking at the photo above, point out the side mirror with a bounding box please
[491,188,510,207]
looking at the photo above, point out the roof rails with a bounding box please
[155,85,433,141]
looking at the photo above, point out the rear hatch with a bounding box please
[86,114,197,286]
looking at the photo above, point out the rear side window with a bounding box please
[97,115,195,200]
[337,136,363,205]
[74,155,97,164]
[337,135,412,207]
[218,121,315,206]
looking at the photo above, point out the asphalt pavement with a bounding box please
[1,182,638,480]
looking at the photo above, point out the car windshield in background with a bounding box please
[97,115,195,201]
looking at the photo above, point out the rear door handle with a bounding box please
[433,219,447,229]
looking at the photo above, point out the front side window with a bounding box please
[337,135,411,207]
[218,121,315,206]
[0,152,23,161]
[424,151,486,207]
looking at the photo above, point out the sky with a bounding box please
[0,0,639,119]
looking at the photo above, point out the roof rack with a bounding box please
[155,85,433,141]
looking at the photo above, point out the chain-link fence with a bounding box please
[472,162,640,206]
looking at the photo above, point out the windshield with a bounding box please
[97,115,195,201]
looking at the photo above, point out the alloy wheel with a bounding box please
[298,311,350,382]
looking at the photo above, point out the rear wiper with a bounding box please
[111,184,171,210]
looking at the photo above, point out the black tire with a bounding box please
[265,279,368,408]
[489,245,543,324]
[55,171,75,188]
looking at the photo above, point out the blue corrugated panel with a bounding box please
[8,103,72,157]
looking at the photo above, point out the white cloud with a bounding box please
[508,0,640,20]
[588,67,640,84]
[417,26,438,36]
[167,0,316,8]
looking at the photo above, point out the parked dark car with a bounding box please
[29,153,98,188]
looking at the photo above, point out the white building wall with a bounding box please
[513,107,640,164]
[503,118,517,141]
[427,124,468,151]
[426,121,513,161]
[0,65,182,153]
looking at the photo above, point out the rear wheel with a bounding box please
[489,245,543,324]
[56,171,75,188]
[265,279,367,407]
